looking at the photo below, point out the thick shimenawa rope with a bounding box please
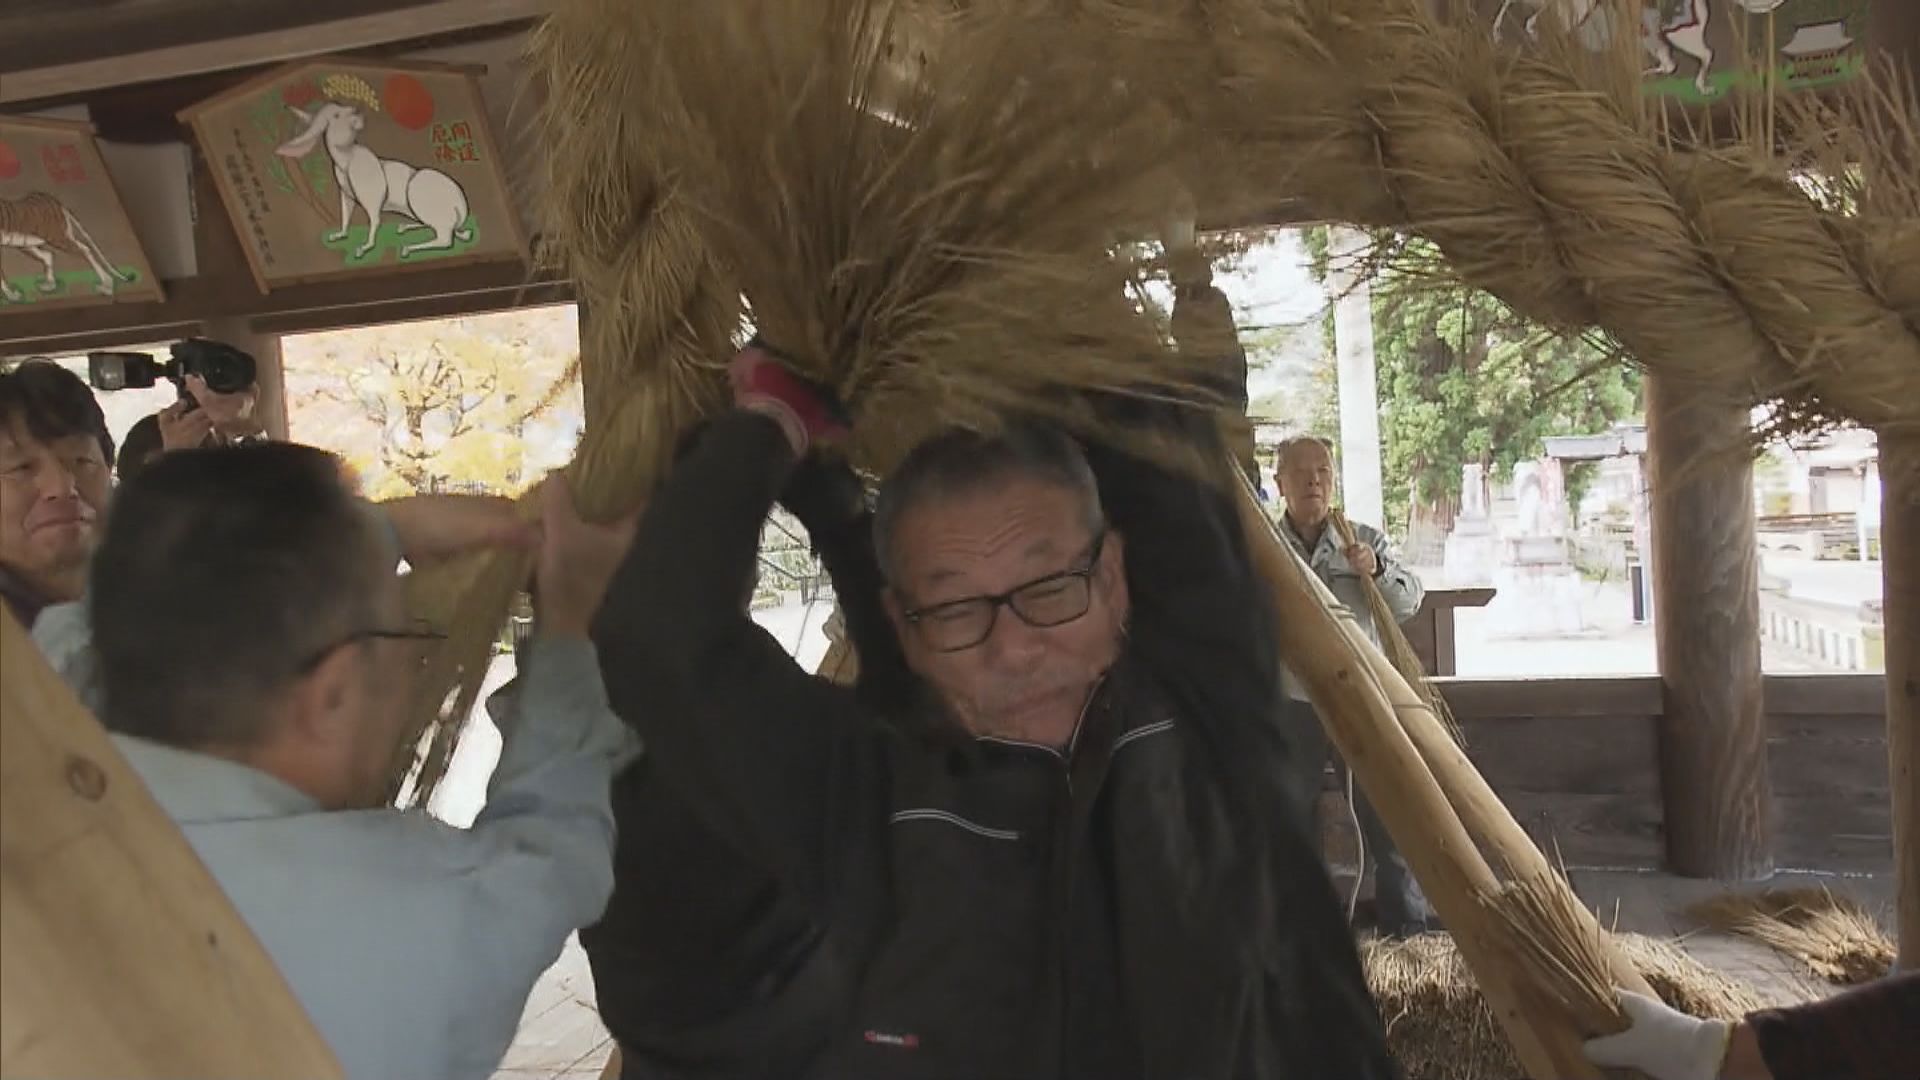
[1022,0,1920,447]
[390,0,736,805]
[379,7,1860,1070]
[1111,0,1920,438]
[394,0,1920,814]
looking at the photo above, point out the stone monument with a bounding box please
[1485,457,1589,637]
[1443,461,1499,584]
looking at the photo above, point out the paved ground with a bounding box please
[1449,576,1826,677]
[1762,554,1884,609]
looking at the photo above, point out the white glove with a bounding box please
[1582,991,1733,1080]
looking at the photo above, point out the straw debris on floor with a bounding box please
[1363,932,1767,1080]
[1688,888,1898,987]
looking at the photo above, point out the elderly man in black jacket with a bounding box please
[590,340,1395,1078]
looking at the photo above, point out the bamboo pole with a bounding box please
[1879,430,1919,970]
[1232,474,1650,1078]
[1326,506,1462,742]
[816,634,858,685]
[0,610,342,1080]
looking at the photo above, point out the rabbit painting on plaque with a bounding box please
[181,63,527,290]
[275,97,476,263]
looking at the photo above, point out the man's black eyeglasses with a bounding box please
[903,531,1107,653]
[296,620,446,674]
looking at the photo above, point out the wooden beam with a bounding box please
[0,0,554,105]
[0,609,342,1079]
[0,266,571,356]
[1,63,568,355]
[1198,196,1321,235]
[1644,375,1773,881]
[1878,430,1919,970]
[5,148,564,347]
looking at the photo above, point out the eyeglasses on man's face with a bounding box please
[296,619,447,675]
[903,531,1107,654]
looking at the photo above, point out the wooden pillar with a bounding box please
[1644,375,1773,880]
[1879,430,1919,970]
[1,610,341,1078]
[201,316,289,441]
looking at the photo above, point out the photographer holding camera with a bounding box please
[93,339,269,485]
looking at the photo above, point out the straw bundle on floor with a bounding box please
[1364,931,1766,1080]
[1689,888,1897,986]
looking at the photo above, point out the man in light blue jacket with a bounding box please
[51,442,641,1080]
[1272,435,1436,937]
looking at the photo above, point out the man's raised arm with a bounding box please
[590,351,884,908]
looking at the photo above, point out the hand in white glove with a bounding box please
[1583,991,1733,1080]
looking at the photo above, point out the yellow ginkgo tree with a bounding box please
[282,307,583,498]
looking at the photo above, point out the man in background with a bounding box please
[120,356,269,484]
[0,360,113,628]
[1272,434,1436,937]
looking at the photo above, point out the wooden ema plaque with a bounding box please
[180,59,528,293]
[0,116,165,313]
[1480,1,1873,105]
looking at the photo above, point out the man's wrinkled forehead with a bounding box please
[1282,440,1333,471]
[896,477,1091,583]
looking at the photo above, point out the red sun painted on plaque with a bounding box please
[383,73,436,132]
[0,140,20,181]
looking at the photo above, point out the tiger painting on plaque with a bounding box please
[0,117,164,311]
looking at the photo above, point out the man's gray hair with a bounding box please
[873,423,1105,584]
[1276,434,1335,464]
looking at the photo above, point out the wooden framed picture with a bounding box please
[179,58,529,293]
[1479,0,1873,106]
[0,116,165,312]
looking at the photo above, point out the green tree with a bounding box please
[1303,229,1641,533]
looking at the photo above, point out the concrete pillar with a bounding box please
[1862,458,1882,562]
[1327,226,1384,525]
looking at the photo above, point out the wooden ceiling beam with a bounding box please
[0,262,571,357]
[0,0,554,106]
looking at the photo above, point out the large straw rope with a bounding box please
[389,5,736,804]
[451,4,1776,1073]
[1194,0,1920,436]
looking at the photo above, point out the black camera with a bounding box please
[87,339,257,399]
